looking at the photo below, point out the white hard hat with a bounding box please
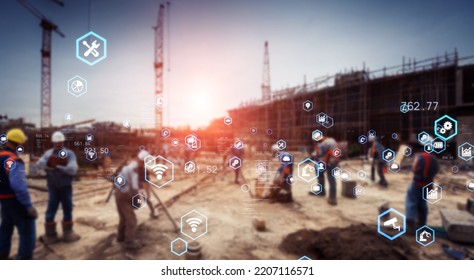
[51,131,66,143]
[138,150,150,161]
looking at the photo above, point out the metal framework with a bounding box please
[154,4,165,130]
[261,41,271,101]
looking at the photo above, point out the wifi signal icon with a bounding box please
[150,163,168,180]
[186,217,202,233]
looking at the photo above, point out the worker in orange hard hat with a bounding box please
[0,128,38,260]
[37,131,80,244]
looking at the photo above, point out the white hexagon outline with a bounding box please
[333,148,342,158]
[340,170,350,182]
[466,179,474,192]
[297,158,318,182]
[316,112,334,128]
[298,256,312,260]
[388,161,401,173]
[144,155,175,189]
[114,175,126,188]
[404,147,412,157]
[75,31,107,66]
[180,210,208,240]
[3,159,17,172]
[67,76,87,97]
[431,137,446,154]
[422,182,442,204]
[316,160,326,172]
[377,208,407,240]
[279,152,293,165]
[0,134,7,144]
[353,185,365,197]
[58,149,68,159]
[286,175,294,185]
[424,143,433,153]
[85,150,98,161]
[310,182,323,195]
[458,142,474,161]
[184,161,196,173]
[229,156,242,170]
[161,128,171,138]
[276,139,286,150]
[418,131,430,144]
[172,138,179,146]
[132,193,147,209]
[382,148,395,163]
[312,130,323,141]
[416,225,435,247]
[302,100,313,112]
[233,139,244,150]
[357,170,367,180]
[224,116,233,125]
[434,115,457,141]
[331,167,342,178]
[170,238,188,256]
[358,135,368,144]
[185,134,201,151]
[16,146,25,154]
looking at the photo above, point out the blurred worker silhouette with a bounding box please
[37,131,80,244]
[114,150,150,251]
[405,142,439,232]
[269,152,293,203]
[0,128,37,260]
[313,135,339,205]
[369,135,388,187]
[228,139,244,184]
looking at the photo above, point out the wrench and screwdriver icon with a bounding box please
[82,40,100,57]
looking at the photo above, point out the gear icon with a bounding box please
[439,128,446,134]
[443,121,453,130]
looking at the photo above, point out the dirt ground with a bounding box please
[7,153,474,260]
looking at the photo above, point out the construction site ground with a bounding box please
[10,153,474,260]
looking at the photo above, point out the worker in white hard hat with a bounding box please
[114,150,150,251]
[37,131,80,244]
[0,128,38,259]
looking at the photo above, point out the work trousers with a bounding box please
[371,161,387,186]
[319,162,338,199]
[45,184,73,222]
[0,199,36,260]
[405,181,428,225]
[115,190,137,243]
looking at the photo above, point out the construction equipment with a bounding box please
[154,3,165,131]
[17,0,65,128]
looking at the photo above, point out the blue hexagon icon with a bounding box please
[144,155,175,189]
[170,238,188,256]
[382,149,395,163]
[377,208,406,240]
[310,183,323,195]
[418,131,430,144]
[181,210,208,240]
[316,112,334,128]
[431,138,446,154]
[312,130,323,141]
[434,115,457,141]
[297,158,318,182]
[416,226,435,246]
[424,143,433,153]
[458,142,474,161]
[298,256,312,260]
[358,135,367,144]
[76,31,107,66]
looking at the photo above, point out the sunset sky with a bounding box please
[1,0,473,128]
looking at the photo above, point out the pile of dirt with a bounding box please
[279,224,419,260]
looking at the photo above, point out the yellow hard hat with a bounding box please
[6,128,27,145]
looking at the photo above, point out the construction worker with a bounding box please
[136,153,158,219]
[405,143,439,232]
[369,136,388,187]
[0,128,37,260]
[115,150,150,250]
[37,131,80,244]
[269,152,293,203]
[314,136,339,205]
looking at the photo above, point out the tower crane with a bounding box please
[17,0,65,128]
[154,3,165,131]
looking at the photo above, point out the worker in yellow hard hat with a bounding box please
[0,128,38,260]
[37,131,80,244]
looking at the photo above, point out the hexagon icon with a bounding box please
[458,142,474,161]
[382,148,395,163]
[181,210,208,240]
[76,31,107,66]
[357,170,367,180]
[424,143,433,153]
[297,158,318,182]
[333,148,341,158]
[276,139,286,150]
[67,76,87,97]
[404,146,412,157]
[316,112,334,128]
[331,167,342,178]
[298,256,312,260]
[303,100,313,112]
[388,161,401,173]
[161,128,170,138]
[434,115,457,141]
[432,138,446,154]
[185,134,201,151]
[114,175,126,188]
[316,161,326,172]
[418,131,430,144]
[312,130,323,141]
[170,238,188,256]
[422,182,442,204]
[229,156,242,170]
[416,225,435,247]
[224,116,232,125]
[466,180,474,192]
[85,149,97,161]
[144,155,175,189]
[234,139,244,149]
[310,182,323,195]
[377,208,407,240]
[132,193,147,209]
[0,134,7,145]
[58,149,68,159]
[353,185,365,197]
[358,135,367,144]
